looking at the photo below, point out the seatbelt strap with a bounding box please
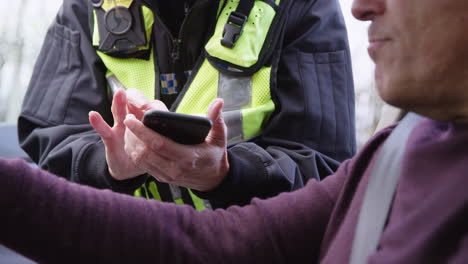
[350,112,422,264]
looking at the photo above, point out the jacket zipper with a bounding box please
[152,2,197,99]
[152,14,183,62]
[172,3,195,98]
[171,39,181,62]
[172,1,197,64]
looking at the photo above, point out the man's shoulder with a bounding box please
[343,125,395,175]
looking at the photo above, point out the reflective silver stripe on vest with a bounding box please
[203,199,213,210]
[218,72,252,145]
[106,74,126,96]
[218,73,252,111]
[224,110,244,145]
[169,183,183,200]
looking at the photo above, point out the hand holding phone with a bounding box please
[142,110,212,145]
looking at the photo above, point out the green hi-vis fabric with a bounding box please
[205,0,280,68]
[176,60,274,145]
[134,182,207,211]
[94,5,155,99]
[101,0,133,11]
[101,48,155,99]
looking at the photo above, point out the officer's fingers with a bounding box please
[125,137,175,182]
[149,170,174,184]
[126,88,150,120]
[126,88,168,113]
[126,86,167,120]
[206,98,227,146]
[123,125,142,155]
[126,87,168,111]
[111,89,128,126]
[126,88,149,108]
[142,156,176,183]
[127,99,168,121]
[147,100,169,111]
[124,114,160,147]
[89,111,113,140]
[142,150,184,181]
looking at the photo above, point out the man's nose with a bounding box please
[351,0,385,21]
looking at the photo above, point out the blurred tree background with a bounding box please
[0,0,385,148]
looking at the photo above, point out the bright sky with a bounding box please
[339,0,374,92]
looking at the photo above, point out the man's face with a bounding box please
[352,0,468,120]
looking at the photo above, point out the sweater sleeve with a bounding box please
[0,158,348,264]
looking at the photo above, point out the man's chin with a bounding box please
[375,76,411,107]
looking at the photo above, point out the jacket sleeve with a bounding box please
[17,0,145,193]
[195,0,356,208]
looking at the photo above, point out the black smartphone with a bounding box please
[142,110,212,145]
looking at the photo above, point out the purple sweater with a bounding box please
[1,117,468,263]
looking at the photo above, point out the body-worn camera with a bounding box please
[91,0,148,57]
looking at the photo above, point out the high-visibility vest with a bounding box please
[91,0,289,210]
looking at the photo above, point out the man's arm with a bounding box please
[197,0,356,207]
[17,0,145,193]
[0,158,348,263]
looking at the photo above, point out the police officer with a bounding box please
[18,0,356,209]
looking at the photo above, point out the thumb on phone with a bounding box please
[206,98,226,147]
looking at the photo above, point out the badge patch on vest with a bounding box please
[160,71,192,95]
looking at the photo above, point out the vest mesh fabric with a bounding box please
[176,60,219,115]
[243,66,274,139]
[101,50,155,99]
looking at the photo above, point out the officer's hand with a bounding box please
[125,88,168,120]
[123,99,229,192]
[89,89,145,180]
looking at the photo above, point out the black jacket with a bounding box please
[18,0,355,208]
